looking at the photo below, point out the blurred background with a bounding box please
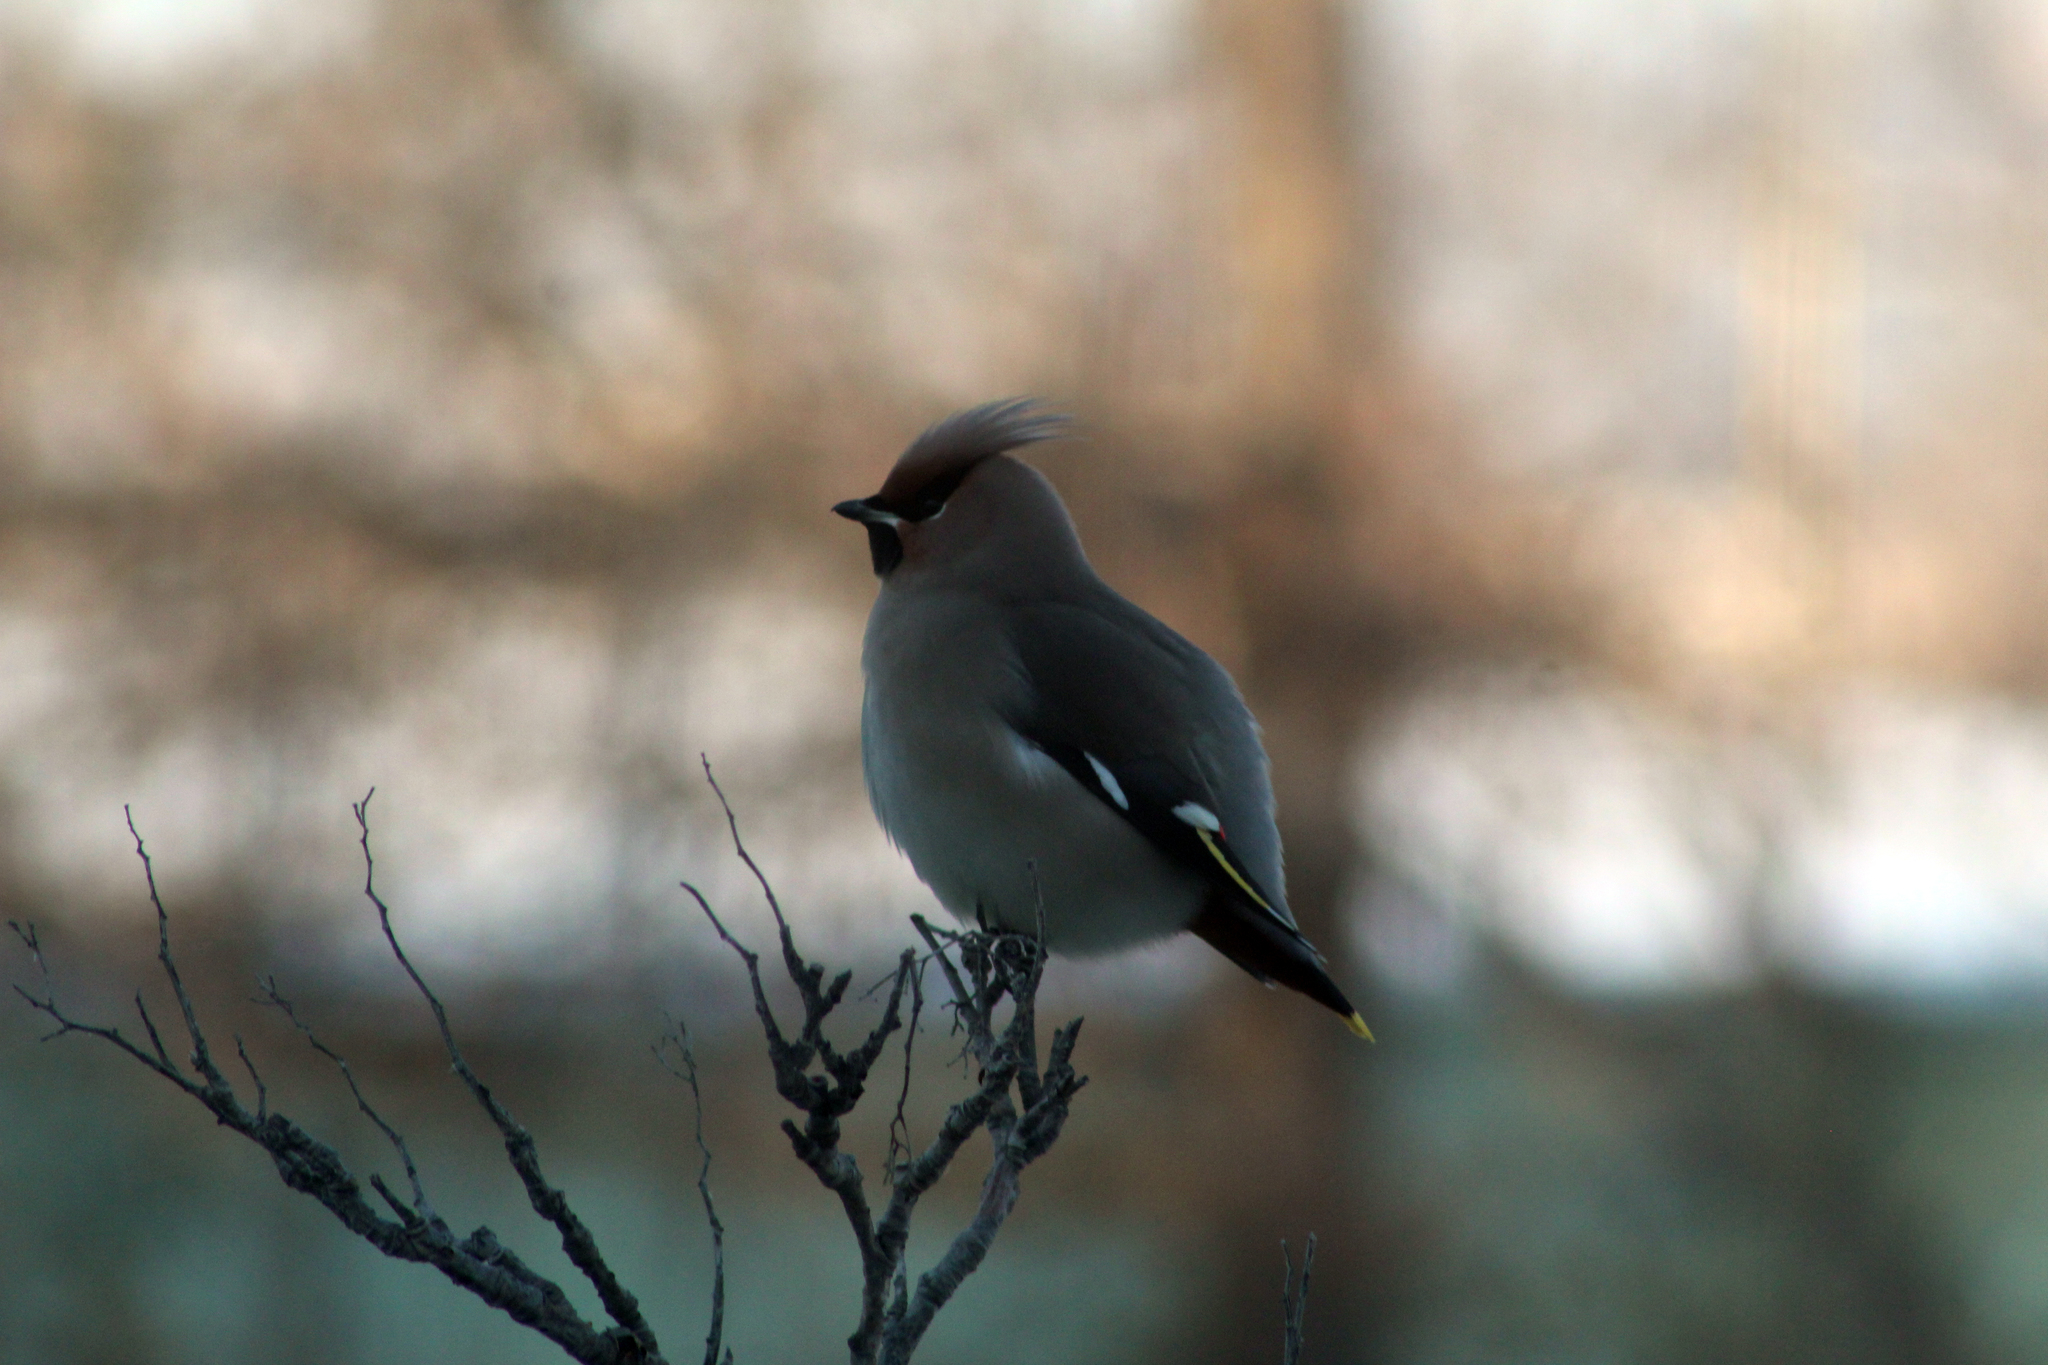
[5,0,2048,1361]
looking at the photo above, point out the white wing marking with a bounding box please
[1085,753,1130,810]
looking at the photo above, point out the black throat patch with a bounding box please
[866,522,903,576]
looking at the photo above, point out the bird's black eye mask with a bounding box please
[833,460,984,576]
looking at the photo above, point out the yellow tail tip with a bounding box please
[1346,1012,1376,1043]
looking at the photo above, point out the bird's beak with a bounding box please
[833,498,899,526]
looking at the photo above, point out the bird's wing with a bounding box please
[1001,593,1369,1038]
[997,594,1299,936]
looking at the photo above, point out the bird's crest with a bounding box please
[875,398,1069,511]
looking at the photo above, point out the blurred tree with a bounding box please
[1187,0,1377,1359]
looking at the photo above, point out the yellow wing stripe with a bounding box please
[1196,827,1275,913]
[1194,826,1373,1042]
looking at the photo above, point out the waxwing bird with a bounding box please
[834,399,1371,1039]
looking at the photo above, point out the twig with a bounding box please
[129,806,230,1092]
[12,919,196,1089]
[352,792,660,1358]
[1281,1234,1318,1365]
[655,1018,734,1365]
[259,975,433,1221]
[231,1033,268,1118]
[885,961,926,1186]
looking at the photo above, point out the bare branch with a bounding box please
[24,784,1095,1365]
[233,1032,269,1120]
[11,919,205,1091]
[370,1173,424,1228]
[127,805,230,1092]
[259,975,432,1220]
[885,961,926,1186]
[687,775,929,1363]
[686,767,1085,1365]
[702,756,855,1038]
[699,757,789,935]
[655,1018,733,1365]
[352,790,660,1359]
[11,812,666,1365]
[1282,1234,1319,1365]
[879,917,1086,1363]
[136,991,176,1073]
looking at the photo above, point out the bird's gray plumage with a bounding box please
[835,400,1365,1032]
[997,592,1289,928]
